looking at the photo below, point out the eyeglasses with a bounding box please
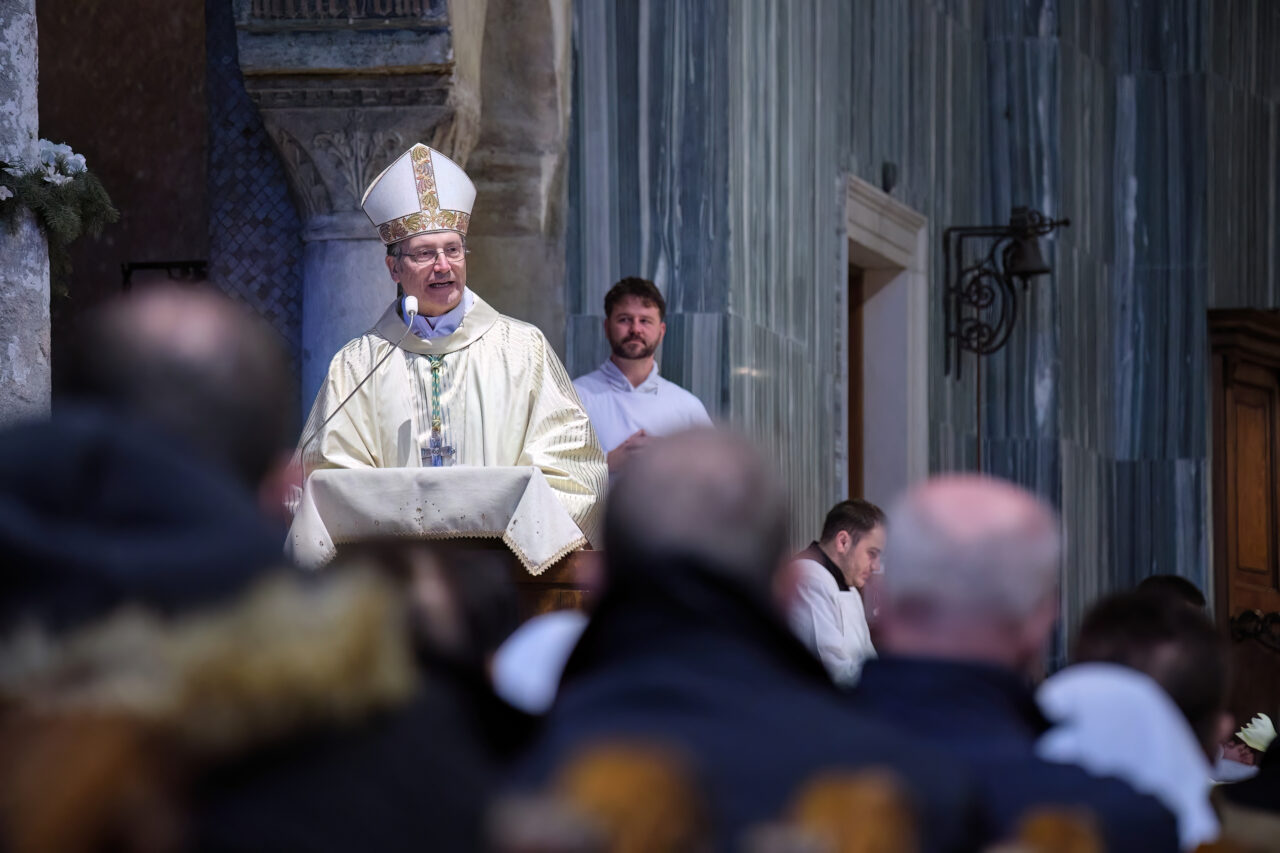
[397,245,468,265]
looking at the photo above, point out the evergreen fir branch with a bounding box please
[0,144,120,298]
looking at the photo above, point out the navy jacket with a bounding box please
[518,565,981,852]
[0,405,287,632]
[194,655,535,853]
[848,657,1181,852]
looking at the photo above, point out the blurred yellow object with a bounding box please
[1005,808,1102,853]
[554,741,709,853]
[1236,714,1276,753]
[788,770,918,853]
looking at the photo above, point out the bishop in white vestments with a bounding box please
[299,144,607,544]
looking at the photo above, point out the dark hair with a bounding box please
[1135,574,1206,609]
[604,277,666,321]
[344,541,519,670]
[1073,591,1229,751]
[62,286,297,490]
[819,499,886,546]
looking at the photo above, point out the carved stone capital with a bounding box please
[232,0,481,223]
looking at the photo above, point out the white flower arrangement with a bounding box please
[0,139,118,295]
[1237,713,1276,752]
[36,139,87,184]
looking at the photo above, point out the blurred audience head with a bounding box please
[603,428,789,600]
[878,475,1061,675]
[1135,574,1206,611]
[345,542,520,674]
[61,284,297,492]
[1073,591,1230,755]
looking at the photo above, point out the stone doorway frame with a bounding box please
[840,175,929,508]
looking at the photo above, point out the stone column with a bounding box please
[466,0,572,351]
[0,0,50,422]
[233,0,484,401]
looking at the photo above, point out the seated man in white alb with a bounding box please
[299,144,607,543]
[787,499,885,687]
[572,278,711,473]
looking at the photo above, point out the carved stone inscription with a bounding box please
[250,0,436,20]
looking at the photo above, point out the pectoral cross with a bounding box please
[422,428,456,467]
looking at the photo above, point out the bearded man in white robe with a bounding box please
[299,144,607,544]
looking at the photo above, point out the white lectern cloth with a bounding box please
[288,466,587,575]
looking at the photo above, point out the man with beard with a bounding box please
[572,278,711,473]
[300,144,606,543]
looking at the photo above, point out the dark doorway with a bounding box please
[848,264,865,498]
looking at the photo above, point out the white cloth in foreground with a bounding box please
[491,609,589,714]
[572,360,711,453]
[1036,663,1219,851]
[787,557,875,687]
[1212,755,1260,783]
[300,293,607,546]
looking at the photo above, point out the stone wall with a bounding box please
[466,0,572,350]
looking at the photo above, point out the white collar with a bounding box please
[600,358,660,393]
[403,288,475,339]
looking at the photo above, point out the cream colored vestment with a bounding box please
[300,295,607,546]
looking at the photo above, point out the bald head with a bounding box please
[64,285,296,489]
[884,475,1061,623]
[604,429,789,593]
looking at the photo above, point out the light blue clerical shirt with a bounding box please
[402,288,475,339]
[572,359,711,453]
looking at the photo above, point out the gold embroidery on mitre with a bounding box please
[379,211,471,244]
[376,146,471,244]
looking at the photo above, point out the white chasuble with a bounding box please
[300,295,607,546]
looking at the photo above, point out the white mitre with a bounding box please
[361,143,476,245]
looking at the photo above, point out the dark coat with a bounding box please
[193,655,535,853]
[0,405,286,631]
[848,657,1181,852]
[0,406,536,852]
[518,563,981,852]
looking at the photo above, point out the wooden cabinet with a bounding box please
[1210,311,1280,721]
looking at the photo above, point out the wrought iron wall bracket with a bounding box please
[1231,610,1280,655]
[943,207,1070,379]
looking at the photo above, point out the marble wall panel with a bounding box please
[1205,0,1280,311]
[566,0,1277,638]
[564,314,610,382]
[724,0,850,539]
[564,0,729,399]
[661,312,726,416]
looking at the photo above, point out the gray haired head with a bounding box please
[603,429,790,595]
[884,475,1061,621]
